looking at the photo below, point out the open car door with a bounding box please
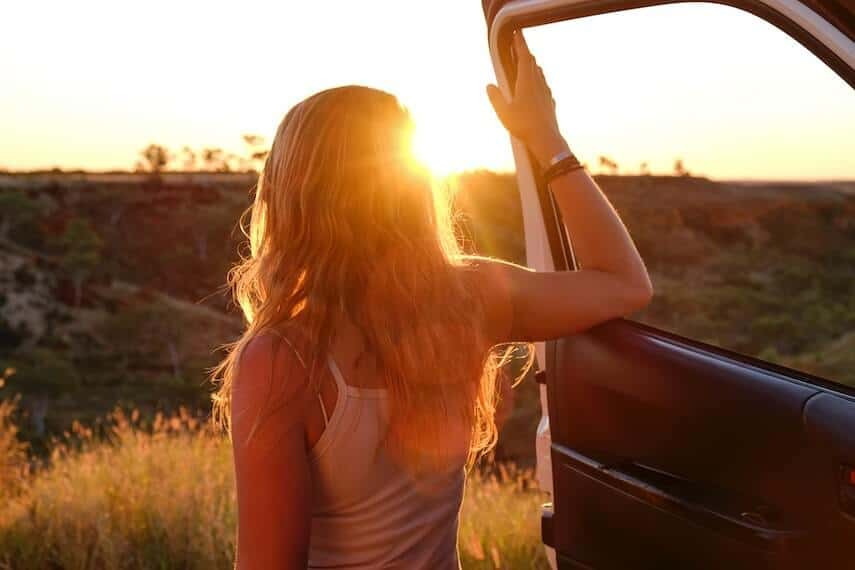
[483,0,855,568]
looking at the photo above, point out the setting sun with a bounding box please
[411,121,477,177]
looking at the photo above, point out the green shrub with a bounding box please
[3,348,80,395]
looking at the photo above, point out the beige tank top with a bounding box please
[307,353,465,569]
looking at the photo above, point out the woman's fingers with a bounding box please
[486,84,513,130]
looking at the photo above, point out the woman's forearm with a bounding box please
[540,146,651,294]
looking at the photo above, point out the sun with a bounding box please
[410,122,472,178]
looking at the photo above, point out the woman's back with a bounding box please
[308,352,465,569]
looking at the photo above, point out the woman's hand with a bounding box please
[487,32,570,165]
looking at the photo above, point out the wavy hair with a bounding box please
[210,85,532,471]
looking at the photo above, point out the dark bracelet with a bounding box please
[542,152,584,184]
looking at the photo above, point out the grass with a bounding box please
[0,399,550,570]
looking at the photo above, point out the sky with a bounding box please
[1,0,853,180]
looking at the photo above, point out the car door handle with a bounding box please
[554,444,804,550]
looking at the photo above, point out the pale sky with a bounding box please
[2,0,853,180]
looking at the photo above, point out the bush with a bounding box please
[3,348,80,395]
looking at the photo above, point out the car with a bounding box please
[481,0,855,568]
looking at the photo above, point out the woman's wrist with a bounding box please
[529,134,571,166]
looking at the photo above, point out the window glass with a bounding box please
[526,3,855,388]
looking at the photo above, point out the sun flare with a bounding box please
[411,123,472,178]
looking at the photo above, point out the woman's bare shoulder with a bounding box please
[232,330,312,442]
[454,255,530,344]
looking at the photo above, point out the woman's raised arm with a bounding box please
[480,32,653,343]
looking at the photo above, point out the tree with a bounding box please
[242,133,270,172]
[201,147,226,172]
[100,301,191,381]
[57,218,103,306]
[0,190,41,242]
[223,153,242,173]
[674,158,691,177]
[640,162,650,175]
[598,155,619,175]
[176,203,234,262]
[3,348,80,436]
[139,144,172,173]
[180,146,197,171]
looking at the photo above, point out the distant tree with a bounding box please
[201,147,226,172]
[57,218,103,306]
[177,203,233,261]
[598,155,619,175]
[674,158,691,177]
[223,153,242,173]
[242,133,270,172]
[139,144,172,173]
[640,162,650,175]
[0,190,40,242]
[3,348,80,436]
[108,200,128,227]
[100,301,191,380]
[180,146,197,171]
[242,134,263,147]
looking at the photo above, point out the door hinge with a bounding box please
[541,501,555,547]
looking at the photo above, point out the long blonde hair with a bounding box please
[210,85,532,471]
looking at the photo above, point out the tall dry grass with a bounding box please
[0,398,549,569]
[0,390,30,501]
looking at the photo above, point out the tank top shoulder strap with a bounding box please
[326,353,348,391]
[258,328,331,426]
[259,328,307,368]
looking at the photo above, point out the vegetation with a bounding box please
[0,374,29,499]
[134,136,270,175]
[0,189,41,241]
[0,172,852,451]
[0,168,851,568]
[56,217,104,307]
[0,399,549,569]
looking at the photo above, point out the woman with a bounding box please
[211,32,651,569]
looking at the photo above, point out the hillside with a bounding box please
[0,172,852,462]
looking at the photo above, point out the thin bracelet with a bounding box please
[545,148,575,168]
[542,152,584,184]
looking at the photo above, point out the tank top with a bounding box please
[307,353,465,569]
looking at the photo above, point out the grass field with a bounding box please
[0,399,550,570]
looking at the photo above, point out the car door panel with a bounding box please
[549,450,798,568]
[543,320,855,568]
